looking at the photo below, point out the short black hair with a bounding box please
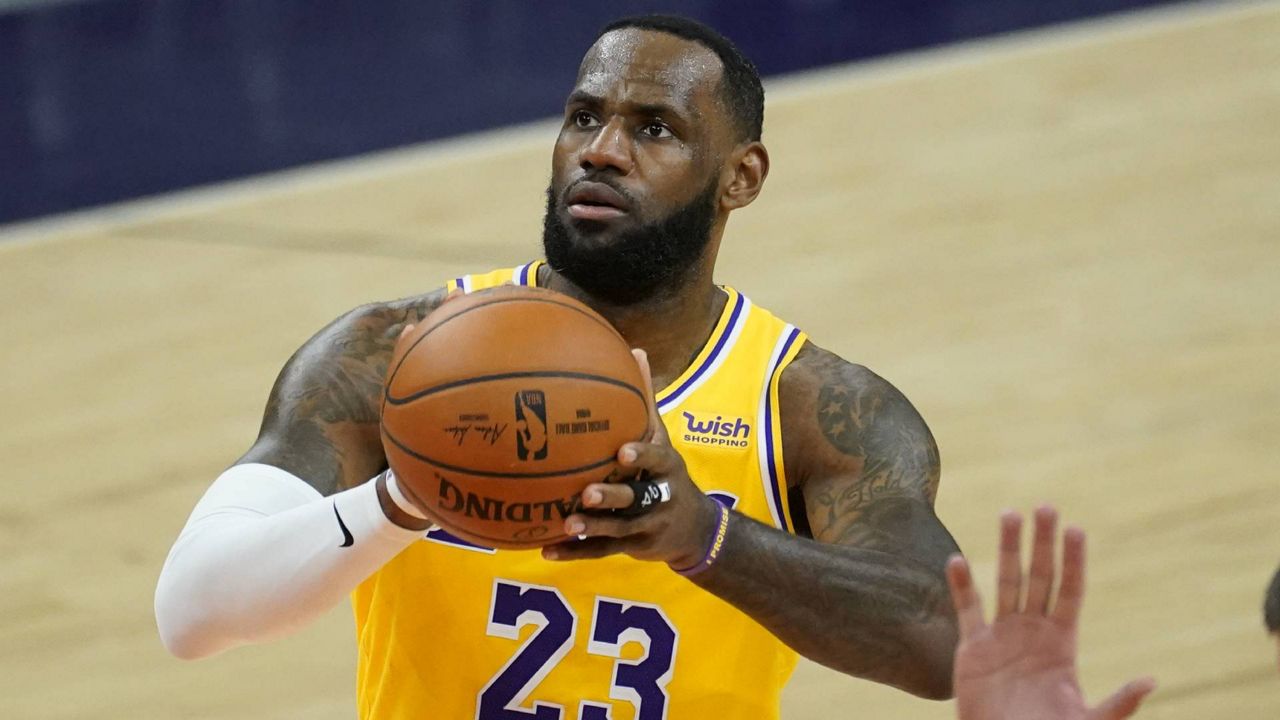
[599,14,764,143]
[1266,564,1280,633]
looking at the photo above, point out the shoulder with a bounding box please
[777,341,939,499]
[285,290,447,374]
[778,341,882,408]
[319,290,446,350]
[280,287,450,402]
[778,341,908,458]
[238,288,447,493]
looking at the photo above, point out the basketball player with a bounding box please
[946,507,1156,720]
[156,15,962,717]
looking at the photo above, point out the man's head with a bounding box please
[1266,564,1280,670]
[542,15,768,305]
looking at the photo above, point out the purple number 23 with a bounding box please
[477,579,678,720]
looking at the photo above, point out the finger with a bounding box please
[398,323,416,341]
[946,554,986,639]
[618,441,681,476]
[1092,677,1157,720]
[1023,505,1059,615]
[564,512,650,540]
[1052,525,1086,626]
[632,349,668,444]
[580,482,635,511]
[995,510,1024,619]
[542,537,624,562]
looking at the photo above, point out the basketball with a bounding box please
[380,285,651,549]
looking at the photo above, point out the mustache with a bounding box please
[561,174,637,207]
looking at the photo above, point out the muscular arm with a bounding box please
[238,291,445,495]
[155,292,443,658]
[691,343,959,698]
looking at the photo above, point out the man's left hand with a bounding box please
[541,349,719,570]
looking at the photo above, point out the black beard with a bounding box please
[542,177,718,306]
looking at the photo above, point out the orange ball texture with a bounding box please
[381,285,650,549]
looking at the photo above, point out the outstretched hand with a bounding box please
[946,507,1156,720]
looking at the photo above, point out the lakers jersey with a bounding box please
[353,261,809,719]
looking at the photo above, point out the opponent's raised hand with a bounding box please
[946,507,1156,720]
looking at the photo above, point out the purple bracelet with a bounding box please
[673,503,731,577]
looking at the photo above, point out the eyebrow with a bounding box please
[565,90,686,121]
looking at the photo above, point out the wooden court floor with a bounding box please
[1,2,1276,717]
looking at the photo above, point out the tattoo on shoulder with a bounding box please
[799,347,943,548]
[248,292,445,494]
[818,378,938,478]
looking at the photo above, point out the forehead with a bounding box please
[574,28,724,113]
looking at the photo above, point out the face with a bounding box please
[543,28,736,305]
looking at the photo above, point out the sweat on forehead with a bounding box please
[577,28,725,99]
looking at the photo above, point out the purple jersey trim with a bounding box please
[763,326,802,533]
[656,291,745,413]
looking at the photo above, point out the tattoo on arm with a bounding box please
[809,359,945,557]
[239,293,443,495]
[694,343,960,698]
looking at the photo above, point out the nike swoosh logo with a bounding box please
[334,503,354,547]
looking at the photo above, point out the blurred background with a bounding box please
[2,0,1277,718]
[2,0,1189,225]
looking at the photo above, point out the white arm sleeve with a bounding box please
[154,463,424,660]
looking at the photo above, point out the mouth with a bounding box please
[565,181,630,222]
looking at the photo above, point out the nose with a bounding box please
[579,118,633,175]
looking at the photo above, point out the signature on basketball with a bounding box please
[443,423,508,447]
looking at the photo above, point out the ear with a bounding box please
[720,141,769,211]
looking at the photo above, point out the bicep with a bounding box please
[804,367,940,547]
[238,295,440,495]
[782,347,958,568]
[237,334,384,495]
[803,473,957,570]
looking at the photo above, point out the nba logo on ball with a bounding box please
[514,390,548,461]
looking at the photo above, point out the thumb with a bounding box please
[1092,677,1156,720]
[631,348,667,444]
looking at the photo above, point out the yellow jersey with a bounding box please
[354,261,809,719]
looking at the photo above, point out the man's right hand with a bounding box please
[946,507,1157,720]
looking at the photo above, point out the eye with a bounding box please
[640,121,673,139]
[572,110,599,129]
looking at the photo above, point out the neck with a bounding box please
[541,263,727,391]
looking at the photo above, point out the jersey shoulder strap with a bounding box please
[444,261,543,293]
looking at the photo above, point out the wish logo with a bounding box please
[680,411,751,449]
